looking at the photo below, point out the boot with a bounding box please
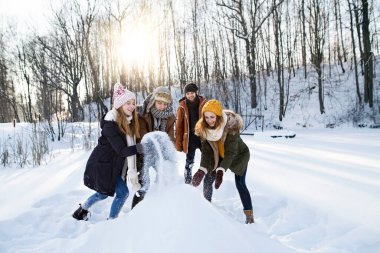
[184,167,192,184]
[243,210,254,224]
[131,193,145,209]
[72,204,89,221]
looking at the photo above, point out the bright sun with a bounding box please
[121,23,156,69]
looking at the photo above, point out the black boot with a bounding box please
[184,162,194,184]
[184,167,192,184]
[72,204,89,221]
[131,192,145,209]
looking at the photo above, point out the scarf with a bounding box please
[121,116,137,182]
[204,112,227,141]
[186,96,200,134]
[104,109,137,182]
[150,106,174,132]
[204,112,228,158]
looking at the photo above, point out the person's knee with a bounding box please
[122,186,129,198]
[116,185,129,198]
[93,193,107,201]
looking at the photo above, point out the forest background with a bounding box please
[0,0,379,129]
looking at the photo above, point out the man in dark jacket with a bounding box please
[175,83,207,183]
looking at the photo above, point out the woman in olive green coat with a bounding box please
[191,99,254,224]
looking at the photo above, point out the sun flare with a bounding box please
[121,23,157,69]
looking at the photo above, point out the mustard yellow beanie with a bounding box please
[202,99,223,116]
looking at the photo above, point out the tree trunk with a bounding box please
[362,0,373,107]
[347,0,362,104]
[301,0,307,78]
[334,0,345,73]
[274,3,284,121]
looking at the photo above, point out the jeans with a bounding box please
[203,166,253,210]
[83,176,129,219]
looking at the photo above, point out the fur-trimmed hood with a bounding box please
[223,110,243,135]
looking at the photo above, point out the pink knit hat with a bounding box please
[113,83,136,109]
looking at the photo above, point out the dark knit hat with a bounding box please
[184,83,198,93]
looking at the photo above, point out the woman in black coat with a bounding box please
[72,83,143,220]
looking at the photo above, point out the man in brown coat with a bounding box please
[176,83,207,184]
[132,86,176,208]
[138,86,176,143]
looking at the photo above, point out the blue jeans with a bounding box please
[83,176,129,219]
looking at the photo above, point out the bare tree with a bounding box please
[333,0,346,73]
[217,0,285,108]
[191,0,202,85]
[361,0,373,107]
[226,21,241,113]
[0,31,18,122]
[353,1,364,74]
[300,0,308,78]
[17,44,34,122]
[170,2,188,87]
[347,0,362,104]
[273,0,286,120]
[79,0,108,117]
[309,0,328,114]
[35,4,88,122]
[201,23,210,83]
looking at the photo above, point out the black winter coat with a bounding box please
[83,117,137,196]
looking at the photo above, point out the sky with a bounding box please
[0,127,379,253]
[0,0,55,34]
[0,0,45,16]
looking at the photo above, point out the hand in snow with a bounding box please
[192,169,206,187]
[214,169,224,189]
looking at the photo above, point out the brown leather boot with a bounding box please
[244,210,254,224]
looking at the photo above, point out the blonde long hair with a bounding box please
[116,107,140,139]
[194,114,224,139]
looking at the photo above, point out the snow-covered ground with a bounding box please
[0,128,379,253]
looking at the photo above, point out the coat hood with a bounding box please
[223,110,243,135]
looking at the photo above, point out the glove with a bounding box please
[136,143,144,154]
[214,168,225,189]
[192,168,206,187]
